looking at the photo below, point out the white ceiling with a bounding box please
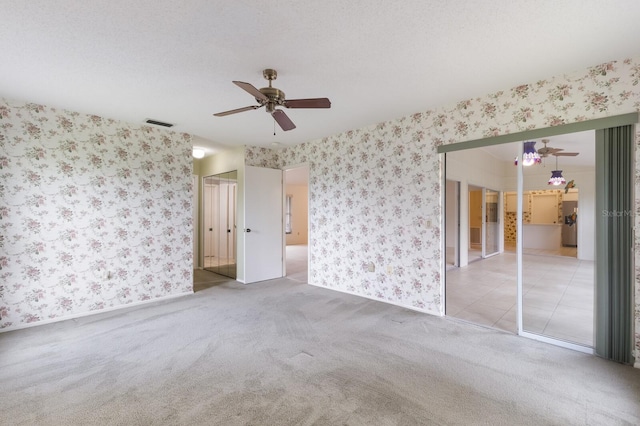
[2,1,640,156]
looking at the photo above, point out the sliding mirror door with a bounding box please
[203,170,237,279]
[519,132,595,350]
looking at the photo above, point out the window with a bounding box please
[285,195,292,234]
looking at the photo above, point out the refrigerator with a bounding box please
[562,201,578,247]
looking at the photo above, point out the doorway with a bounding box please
[445,180,460,270]
[203,171,237,279]
[283,165,309,283]
[468,185,501,262]
[468,186,483,263]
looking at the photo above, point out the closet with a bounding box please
[203,171,237,278]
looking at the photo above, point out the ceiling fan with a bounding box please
[537,139,580,158]
[213,68,331,131]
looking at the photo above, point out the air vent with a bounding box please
[145,119,174,128]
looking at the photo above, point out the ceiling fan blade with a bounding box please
[284,98,331,108]
[213,105,261,117]
[272,109,296,131]
[233,81,269,102]
[539,147,563,155]
[554,152,579,156]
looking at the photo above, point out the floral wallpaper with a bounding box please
[246,57,640,361]
[0,98,194,330]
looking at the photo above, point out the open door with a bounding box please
[244,166,284,283]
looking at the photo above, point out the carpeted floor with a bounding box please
[1,270,639,425]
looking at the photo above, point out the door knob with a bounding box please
[245,228,251,233]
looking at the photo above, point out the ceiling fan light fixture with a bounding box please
[548,170,566,186]
[522,141,541,166]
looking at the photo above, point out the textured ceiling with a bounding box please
[2,1,640,156]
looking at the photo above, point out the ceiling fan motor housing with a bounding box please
[259,69,286,112]
[258,87,285,113]
[258,87,285,104]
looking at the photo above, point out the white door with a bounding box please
[244,166,283,283]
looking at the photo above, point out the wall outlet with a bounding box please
[386,265,393,274]
[425,219,432,228]
[367,262,375,272]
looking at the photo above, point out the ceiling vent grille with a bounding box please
[145,119,174,128]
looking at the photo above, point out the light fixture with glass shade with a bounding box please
[192,148,205,159]
[548,155,566,186]
[521,141,541,166]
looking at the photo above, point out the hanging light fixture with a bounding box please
[521,141,541,166]
[548,155,566,186]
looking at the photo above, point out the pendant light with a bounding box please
[522,141,541,166]
[548,155,566,186]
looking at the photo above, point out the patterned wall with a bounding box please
[0,99,194,330]
[247,57,640,358]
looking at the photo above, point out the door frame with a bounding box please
[282,163,310,278]
[445,179,460,269]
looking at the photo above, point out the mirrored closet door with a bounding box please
[203,171,237,278]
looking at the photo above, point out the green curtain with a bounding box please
[595,125,634,364]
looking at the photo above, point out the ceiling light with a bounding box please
[192,148,205,159]
[548,155,566,186]
[548,170,566,186]
[522,141,541,166]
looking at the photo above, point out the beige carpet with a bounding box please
[1,270,639,425]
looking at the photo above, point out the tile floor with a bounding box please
[504,241,578,257]
[446,251,594,347]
